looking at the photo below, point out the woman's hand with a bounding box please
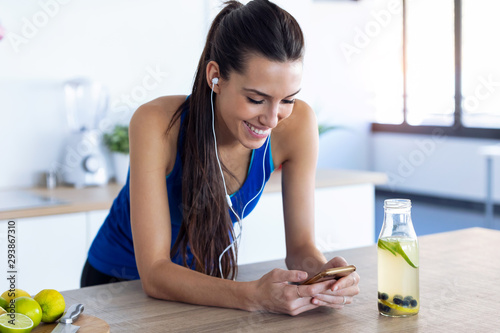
[249,268,335,316]
[310,256,360,309]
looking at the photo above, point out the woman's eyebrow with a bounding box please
[242,88,301,98]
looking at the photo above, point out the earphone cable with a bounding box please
[211,82,232,207]
[211,81,269,280]
[217,137,269,279]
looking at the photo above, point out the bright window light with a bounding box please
[462,0,500,129]
[406,0,455,126]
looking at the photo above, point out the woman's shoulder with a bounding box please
[129,95,188,172]
[272,99,317,163]
[130,95,188,137]
[131,95,188,125]
[284,99,315,128]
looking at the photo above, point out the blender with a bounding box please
[60,78,111,187]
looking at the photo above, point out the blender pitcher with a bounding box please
[60,78,111,187]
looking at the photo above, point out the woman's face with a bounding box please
[215,54,303,150]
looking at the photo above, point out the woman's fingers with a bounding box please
[270,268,308,284]
[283,302,319,316]
[311,295,352,308]
[318,284,360,297]
[331,272,360,291]
[295,279,334,298]
[258,267,360,316]
[309,272,360,309]
[328,256,349,268]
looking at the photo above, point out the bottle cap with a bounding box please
[384,198,411,209]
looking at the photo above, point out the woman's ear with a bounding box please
[206,60,221,93]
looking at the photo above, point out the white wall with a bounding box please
[0,0,206,189]
[372,133,500,202]
[308,0,401,171]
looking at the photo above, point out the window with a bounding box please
[372,0,500,138]
[461,0,500,129]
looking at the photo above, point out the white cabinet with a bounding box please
[0,220,12,292]
[16,213,87,294]
[0,210,110,295]
[237,192,287,265]
[314,184,375,252]
[237,184,375,265]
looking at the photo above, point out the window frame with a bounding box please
[371,0,500,139]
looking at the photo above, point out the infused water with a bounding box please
[377,237,419,317]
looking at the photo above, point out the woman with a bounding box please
[81,0,360,316]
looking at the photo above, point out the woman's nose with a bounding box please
[260,103,280,129]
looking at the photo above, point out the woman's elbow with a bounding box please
[139,261,176,301]
[140,276,159,298]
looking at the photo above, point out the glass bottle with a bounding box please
[377,199,419,317]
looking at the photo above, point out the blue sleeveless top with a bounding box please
[88,100,275,279]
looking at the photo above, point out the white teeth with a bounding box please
[245,121,268,135]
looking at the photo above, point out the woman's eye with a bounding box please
[282,99,296,104]
[247,97,265,104]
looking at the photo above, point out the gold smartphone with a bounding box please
[300,265,356,285]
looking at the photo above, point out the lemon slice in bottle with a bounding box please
[378,238,419,268]
[379,299,419,315]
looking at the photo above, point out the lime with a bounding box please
[0,308,6,316]
[12,297,42,328]
[0,290,31,304]
[33,290,65,323]
[0,313,34,333]
[0,297,8,311]
[378,239,419,268]
[379,299,418,315]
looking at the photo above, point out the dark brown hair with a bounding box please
[168,0,304,279]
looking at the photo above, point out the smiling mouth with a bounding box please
[244,121,270,135]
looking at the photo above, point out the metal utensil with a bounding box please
[51,303,84,333]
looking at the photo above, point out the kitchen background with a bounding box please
[1,1,499,224]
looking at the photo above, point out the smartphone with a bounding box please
[300,265,356,285]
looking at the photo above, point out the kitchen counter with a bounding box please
[0,183,123,220]
[0,169,387,220]
[56,227,500,332]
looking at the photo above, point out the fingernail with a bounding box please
[333,285,338,291]
[312,299,318,305]
[300,272,307,280]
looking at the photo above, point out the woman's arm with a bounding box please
[276,100,360,308]
[274,99,325,275]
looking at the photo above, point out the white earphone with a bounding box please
[210,76,269,279]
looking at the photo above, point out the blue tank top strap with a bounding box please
[228,135,273,222]
[166,97,189,181]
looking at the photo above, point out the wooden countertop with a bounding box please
[57,228,500,332]
[0,168,387,220]
[0,184,123,220]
